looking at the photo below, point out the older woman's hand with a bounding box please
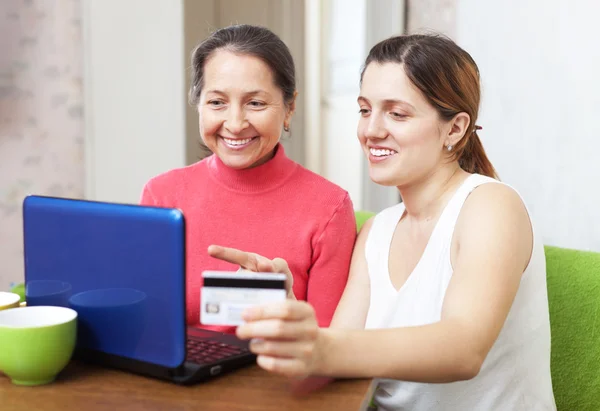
[207,245,295,299]
[236,299,325,378]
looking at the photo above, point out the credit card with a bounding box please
[200,271,287,326]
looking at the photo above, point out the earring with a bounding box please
[447,144,453,151]
[284,124,290,132]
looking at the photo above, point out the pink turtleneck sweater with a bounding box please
[140,145,356,333]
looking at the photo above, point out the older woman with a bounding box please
[140,25,356,333]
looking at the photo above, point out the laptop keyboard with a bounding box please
[186,338,249,364]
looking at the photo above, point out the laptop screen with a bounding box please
[22,195,187,368]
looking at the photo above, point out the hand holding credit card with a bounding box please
[202,245,294,326]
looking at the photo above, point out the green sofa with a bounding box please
[545,246,600,410]
[354,210,600,410]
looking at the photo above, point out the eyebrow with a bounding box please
[357,96,416,111]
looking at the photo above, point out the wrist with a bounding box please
[314,328,338,376]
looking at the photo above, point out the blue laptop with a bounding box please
[22,195,255,384]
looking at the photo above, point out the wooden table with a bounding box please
[1,361,373,410]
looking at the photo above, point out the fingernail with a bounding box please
[250,338,265,348]
[236,325,247,339]
[256,355,275,370]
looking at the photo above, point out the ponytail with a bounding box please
[457,131,498,179]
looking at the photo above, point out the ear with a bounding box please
[284,90,298,126]
[445,112,471,148]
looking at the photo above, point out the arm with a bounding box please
[328,216,373,329]
[316,183,533,381]
[306,193,357,327]
[239,184,534,382]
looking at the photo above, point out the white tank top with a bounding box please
[364,174,556,411]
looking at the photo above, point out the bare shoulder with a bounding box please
[458,182,530,228]
[454,182,533,269]
[359,216,376,237]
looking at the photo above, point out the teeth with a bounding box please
[370,148,397,157]
[223,137,253,146]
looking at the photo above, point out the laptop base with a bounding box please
[74,328,256,385]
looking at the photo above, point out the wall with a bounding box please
[456,0,600,251]
[322,0,405,212]
[0,0,84,288]
[84,0,307,205]
[385,0,600,252]
[322,0,368,208]
[406,0,456,36]
[83,0,187,204]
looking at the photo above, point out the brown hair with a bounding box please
[189,24,296,107]
[361,34,498,179]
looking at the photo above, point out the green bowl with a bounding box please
[0,306,77,386]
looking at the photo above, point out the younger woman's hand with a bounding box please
[236,299,325,378]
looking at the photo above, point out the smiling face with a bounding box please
[357,62,455,187]
[198,50,295,169]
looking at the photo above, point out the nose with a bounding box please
[364,113,387,140]
[224,106,249,135]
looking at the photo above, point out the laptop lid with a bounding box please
[22,195,187,369]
